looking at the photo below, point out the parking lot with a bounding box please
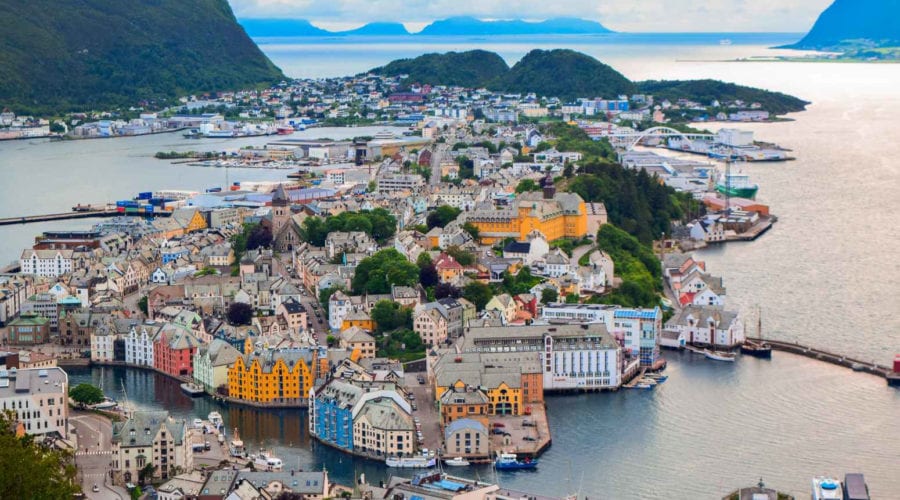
[489,404,550,457]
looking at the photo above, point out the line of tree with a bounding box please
[299,208,397,246]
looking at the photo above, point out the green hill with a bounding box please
[371,50,510,89]
[499,49,635,101]
[785,0,900,50]
[0,0,285,114]
[636,80,809,115]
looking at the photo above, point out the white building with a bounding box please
[125,323,163,367]
[0,367,69,439]
[19,249,75,278]
[91,331,117,363]
[111,410,192,484]
[665,305,744,348]
[716,128,754,147]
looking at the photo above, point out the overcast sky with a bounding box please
[228,0,830,32]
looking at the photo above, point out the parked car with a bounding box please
[92,485,100,493]
[523,436,537,442]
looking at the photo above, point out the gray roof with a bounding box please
[445,418,488,438]
[112,411,185,447]
[234,471,327,494]
[666,305,738,329]
[356,397,414,431]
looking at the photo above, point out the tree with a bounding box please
[246,225,272,250]
[69,383,104,406]
[565,293,580,304]
[446,245,475,266]
[138,463,156,485]
[426,205,462,229]
[351,249,419,294]
[419,264,439,288]
[462,222,480,241]
[434,283,461,299]
[515,179,541,193]
[462,282,493,311]
[540,288,558,305]
[137,295,148,316]
[0,410,80,499]
[227,302,253,325]
[300,216,328,246]
[370,300,412,334]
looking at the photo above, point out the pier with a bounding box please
[0,208,169,226]
[748,337,897,385]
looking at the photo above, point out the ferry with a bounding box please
[443,457,470,467]
[385,455,436,468]
[208,412,223,428]
[704,349,737,362]
[251,450,283,471]
[229,428,245,457]
[812,476,843,500]
[495,452,537,470]
[715,172,759,199]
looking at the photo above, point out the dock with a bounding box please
[748,337,897,385]
[0,208,169,226]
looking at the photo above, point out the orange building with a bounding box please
[227,347,328,404]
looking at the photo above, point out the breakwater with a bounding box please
[749,337,897,384]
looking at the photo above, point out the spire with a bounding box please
[272,184,290,206]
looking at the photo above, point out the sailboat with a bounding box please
[741,307,773,358]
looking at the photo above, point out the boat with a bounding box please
[716,171,759,199]
[704,349,737,362]
[812,476,843,500]
[208,411,223,428]
[205,130,235,138]
[644,373,668,382]
[443,457,470,467]
[741,307,773,358]
[719,38,733,46]
[90,396,118,410]
[251,450,283,471]
[628,381,654,390]
[495,452,538,470]
[385,455,437,468]
[192,418,204,429]
[180,383,205,397]
[637,377,658,386]
[229,428,245,457]
[276,125,294,135]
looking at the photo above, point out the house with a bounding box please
[542,248,571,278]
[484,293,517,324]
[275,299,308,331]
[444,418,490,459]
[157,471,206,500]
[125,322,164,367]
[501,233,549,266]
[0,368,69,439]
[111,411,191,484]
[193,339,242,393]
[665,305,744,348]
[678,271,726,306]
[413,307,449,346]
[434,252,465,283]
[339,327,376,359]
[689,217,726,243]
[153,323,201,377]
[229,471,329,500]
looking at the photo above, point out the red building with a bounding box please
[153,323,200,377]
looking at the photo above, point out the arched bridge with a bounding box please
[605,126,715,150]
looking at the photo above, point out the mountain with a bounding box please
[240,18,333,37]
[341,22,410,36]
[418,16,612,36]
[371,50,510,88]
[635,80,809,115]
[0,0,284,114]
[785,0,900,49]
[499,49,635,100]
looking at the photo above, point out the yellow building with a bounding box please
[227,348,326,404]
[463,184,587,245]
[340,310,374,331]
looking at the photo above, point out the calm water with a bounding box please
[6,36,900,497]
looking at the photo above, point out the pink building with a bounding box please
[153,323,201,377]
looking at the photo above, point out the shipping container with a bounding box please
[137,192,153,200]
[116,207,125,213]
[206,187,222,193]
[894,354,900,373]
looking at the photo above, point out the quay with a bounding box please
[0,207,170,226]
[748,337,898,385]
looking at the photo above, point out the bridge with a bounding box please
[0,209,169,226]
[604,126,715,150]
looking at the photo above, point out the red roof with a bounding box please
[679,292,696,306]
[434,253,463,270]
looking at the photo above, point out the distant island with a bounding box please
[239,16,612,37]
[781,0,900,60]
[370,49,809,115]
[0,0,285,115]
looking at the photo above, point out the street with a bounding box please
[71,412,129,499]
[402,372,442,454]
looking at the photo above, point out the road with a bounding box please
[273,252,330,338]
[402,372,442,454]
[570,244,595,268]
[71,412,129,500]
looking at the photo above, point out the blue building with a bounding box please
[308,380,363,451]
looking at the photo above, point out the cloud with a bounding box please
[228,0,830,32]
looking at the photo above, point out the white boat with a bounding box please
[385,455,436,468]
[192,418,204,429]
[704,349,737,362]
[251,450,283,471]
[812,476,843,500]
[229,428,245,457]
[91,396,118,410]
[208,411,223,428]
[443,457,470,467]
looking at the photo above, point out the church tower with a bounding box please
[271,184,290,234]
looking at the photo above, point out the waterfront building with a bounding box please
[433,351,543,416]
[227,347,326,405]
[353,394,416,457]
[541,304,663,367]
[461,178,587,244]
[125,322,164,367]
[458,323,623,391]
[5,314,50,345]
[19,249,75,278]
[193,338,242,393]
[0,367,69,439]
[91,329,117,363]
[153,323,201,377]
[231,471,329,499]
[665,305,745,348]
[111,410,191,484]
[309,380,362,451]
[439,386,490,426]
[444,418,490,458]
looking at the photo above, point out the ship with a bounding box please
[494,452,538,470]
[205,130,235,138]
[251,449,283,471]
[276,125,294,135]
[443,457,470,467]
[385,455,436,468]
[180,383,205,397]
[812,476,843,500]
[741,308,773,358]
[208,411,224,428]
[229,428,245,457]
[715,171,759,199]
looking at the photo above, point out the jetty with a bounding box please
[748,337,897,385]
[0,208,169,226]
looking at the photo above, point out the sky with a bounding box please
[228,0,831,32]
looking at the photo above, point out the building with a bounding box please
[353,395,416,457]
[227,347,326,405]
[418,298,476,340]
[193,339,242,393]
[111,411,191,484]
[433,351,543,416]
[439,386,490,426]
[0,367,69,439]
[338,327,376,359]
[462,178,587,244]
[231,471,329,500]
[665,305,744,348]
[457,323,623,391]
[19,249,75,278]
[444,418,490,458]
[5,314,50,345]
[377,174,425,193]
[413,307,449,346]
[125,322,164,367]
[154,324,201,377]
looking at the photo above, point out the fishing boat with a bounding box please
[495,452,538,470]
[208,411,224,428]
[741,307,773,358]
[644,373,668,383]
[811,476,843,500]
[704,349,737,362]
[385,455,436,468]
[637,377,658,387]
[180,383,205,397]
[251,449,283,471]
[229,428,245,457]
[443,457,470,467]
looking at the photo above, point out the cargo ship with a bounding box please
[715,171,759,199]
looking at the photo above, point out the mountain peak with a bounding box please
[785,0,900,49]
